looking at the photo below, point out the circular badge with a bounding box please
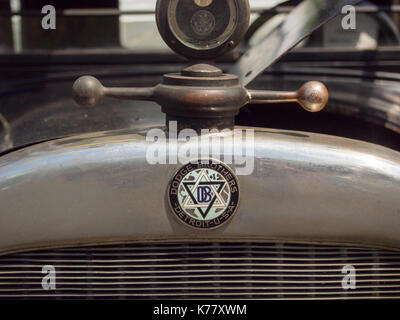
[168,159,240,230]
[156,0,250,60]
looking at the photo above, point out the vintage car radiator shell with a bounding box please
[0,127,399,254]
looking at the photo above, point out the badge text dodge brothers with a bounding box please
[168,160,240,229]
[73,0,329,229]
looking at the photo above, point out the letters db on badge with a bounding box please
[168,159,240,230]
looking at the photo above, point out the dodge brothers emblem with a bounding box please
[168,160,240,230]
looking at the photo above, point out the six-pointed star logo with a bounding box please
[182,170,227,219]
[168,160,240,230]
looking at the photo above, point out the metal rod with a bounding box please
[248,90,297,104]
[248,81,329,113]
[103,87,155,101]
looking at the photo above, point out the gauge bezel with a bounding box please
[156,0,250,60]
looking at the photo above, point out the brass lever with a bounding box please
[72,76,155,107]
[73,76,328,113]
[72,0,330,131]
[247,81,329,113]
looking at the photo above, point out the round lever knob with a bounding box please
[72,76,104,107]
[247,81,329,112]
[72,74,329,133]
[72,76,155,107]
[296,81,329,113]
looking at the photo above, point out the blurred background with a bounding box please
[0,0,399,52]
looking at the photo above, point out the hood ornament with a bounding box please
[72,0,329,131]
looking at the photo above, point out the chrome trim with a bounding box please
[0,127,400,254]
[0,242,399,299]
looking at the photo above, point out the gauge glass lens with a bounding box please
[167,0,238,50]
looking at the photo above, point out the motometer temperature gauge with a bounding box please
[156,0,250,60]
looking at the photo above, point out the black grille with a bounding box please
[1,242,400,299]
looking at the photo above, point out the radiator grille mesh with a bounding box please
[0,242,399,299]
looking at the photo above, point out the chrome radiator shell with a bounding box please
[0,127,399,254]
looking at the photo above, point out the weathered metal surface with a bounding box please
[0,127,400,254]
[72,70,327,131]
[72,0,330,130]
